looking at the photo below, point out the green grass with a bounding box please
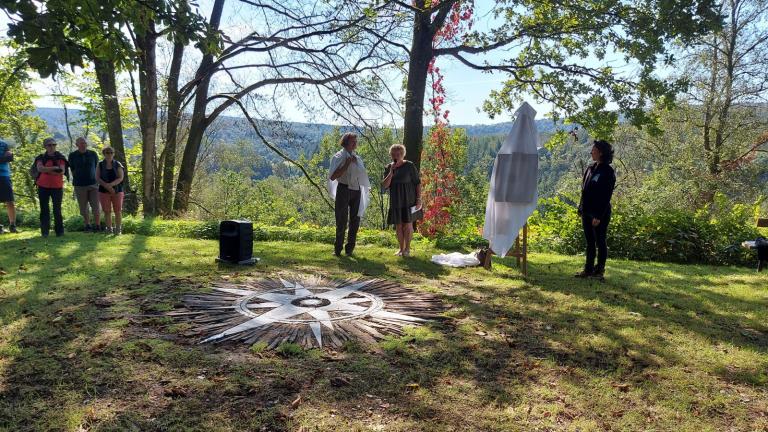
[0,230,766,431]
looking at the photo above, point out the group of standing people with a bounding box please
[0,137,125,237]
[3,130,617,278]
[330,133,617,279]
[329,133,423,258]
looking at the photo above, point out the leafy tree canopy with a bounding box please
[0,0,209,77]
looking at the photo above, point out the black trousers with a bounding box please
[582,208,611,273]
[39,187,64,236]
[334,184,361,254]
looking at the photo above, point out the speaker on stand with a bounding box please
[216,220,259,265]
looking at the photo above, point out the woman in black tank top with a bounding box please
[96,146,125,234]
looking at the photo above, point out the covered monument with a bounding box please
[482,102,539,270]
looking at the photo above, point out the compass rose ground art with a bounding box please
[170,275,447,349]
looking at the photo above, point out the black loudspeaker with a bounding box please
[217,220,258,265]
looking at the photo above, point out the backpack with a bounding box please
[29,157,41,180]
[31,153,70,181]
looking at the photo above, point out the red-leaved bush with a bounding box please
[419,1,473,237]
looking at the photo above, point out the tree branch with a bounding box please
[219,95,335,211]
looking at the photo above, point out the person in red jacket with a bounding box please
[35,138,69,237]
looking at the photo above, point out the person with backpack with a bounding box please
[34,138,69,237]
[68,137,101,232]
[0,138,17,234]
[96,146,124,235]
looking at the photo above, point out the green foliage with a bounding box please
[249,341,269,354]
[481,0,722,139]
[613,104,768,213]
[50,69,138,149]
[1,0,209,77]
[1,210,403,247]
[527,197,584,254]
[275,342,304,358]
[0,42,47,210]
[529,196,762,266]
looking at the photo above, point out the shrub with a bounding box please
[11,213,402,248]
[528,197,761,266]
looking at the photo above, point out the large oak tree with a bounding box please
[391,0,723,168]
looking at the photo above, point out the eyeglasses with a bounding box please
[103,151,114,154]
[44,143,56,147]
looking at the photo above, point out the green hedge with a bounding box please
[2,211,400,248]
[527,197,763,266]
[5,201,763,266]
[431,196,764,266]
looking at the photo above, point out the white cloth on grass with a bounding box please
[328,149,370,218]
[431,252,481,267]
[483,102,539,257]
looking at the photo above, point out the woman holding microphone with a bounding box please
[382,144,421,257]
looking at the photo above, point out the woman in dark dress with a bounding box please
[382,144,421,257]
[576,140,616,280]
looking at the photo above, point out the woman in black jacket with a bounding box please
[576,140,616,280]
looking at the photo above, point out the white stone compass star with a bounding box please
[201,278,425,347]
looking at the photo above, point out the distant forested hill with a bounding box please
[31,107,580,197]
[32,107,559,156]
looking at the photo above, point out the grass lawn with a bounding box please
[1,231,767,431]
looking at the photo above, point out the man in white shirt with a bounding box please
[329,132,365,256]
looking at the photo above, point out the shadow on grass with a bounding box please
[536,263,768,354]
[2,236,766,431]
[0,233,296,431]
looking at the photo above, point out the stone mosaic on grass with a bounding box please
[169,275,446,349]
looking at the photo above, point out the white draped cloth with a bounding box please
[483,102,539,257]
[327,149,371,218]
[431,252,481,268]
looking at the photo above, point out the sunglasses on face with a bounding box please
[103,151,114,155]
[44,144,56,147]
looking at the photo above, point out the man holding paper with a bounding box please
[328,132,370,257]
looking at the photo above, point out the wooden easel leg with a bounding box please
[522,224,528,277]
[515,236,521,267]
[483,249,494,270]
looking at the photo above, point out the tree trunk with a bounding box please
[173,0,226,214]
[402,7,434,171]
[161,40,185,215]
[61,97,74,153]
[702,40,718,176]
[713,8,738,176]
[136,20,159,216]
[94,58,138,214]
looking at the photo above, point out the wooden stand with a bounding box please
[482,224,528,276]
